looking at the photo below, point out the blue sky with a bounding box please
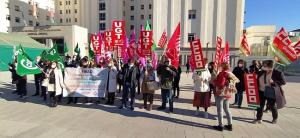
[245,0,300,31]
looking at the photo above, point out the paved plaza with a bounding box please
[0,71,300,138]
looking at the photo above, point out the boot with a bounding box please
[148,104,153,111]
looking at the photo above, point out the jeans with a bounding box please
[256,91,278,120]
[122,83,136,107]
[234,91,244,107]
[161,89,173,111]
[215,96,232,126]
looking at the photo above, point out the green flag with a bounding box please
[47,44,61,61]
[64,42,69,54]
[16,46,41,76]
[74,43,80,54]
[40,50,48,61]
[57,57,65,70]
[145,20,157,51]
[88,40,95,59]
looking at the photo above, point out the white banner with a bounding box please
[64,68,108,97]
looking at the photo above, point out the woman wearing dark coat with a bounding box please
[232,60,248,108]
[253,60,286,124]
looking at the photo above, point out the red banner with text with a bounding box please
[91,34,102,56]
[190,39,205,70]
[104,31,114,52]
[112,20,125,58]
[140,30,153,56]
[244,73,260,108]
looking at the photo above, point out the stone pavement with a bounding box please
[0,71,300,138]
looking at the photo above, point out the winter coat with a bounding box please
[232,67,248,92]
[105,67,118,93]
[141,70,156,94]
[45,68,66,96]
[192,68,211,92]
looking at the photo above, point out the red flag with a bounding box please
[222,41,230,64]
[158,30,167,48]
[104,31,114,52]
[137,26,145,57]
[293,40,300,57]
[91,34,102,56]
[166,23,181,68]
[241,32,251,56]
[244,73,260,108]
[190,38,205,70]
[141,30,153,56]
[112,20,125,59]
[128,30,136,59]
[214,36,222,68]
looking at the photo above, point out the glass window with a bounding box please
[130,15,134,20]
[130,6,134,11]
[149,4,152,9]
[75,18,77,22]
[60,18,63,23]
[46,16,50,20]
[141,14,144,20]
[75,9,77,13]
[6,15,10,20]
[15,17,20,23]
[141,5,144,10]
[59,1,62,5]
[130,25,134,30]
[99,3,105,11]
[28,10,33,15]
[74,0,77,4]
[60,10,62,14]
[149,14,152,19]
[99,13,106,20]
[188,10,196,19]
[99,23,106,30]
[188,33,195,42]
[15,5,20,11]
[29,20,33,26]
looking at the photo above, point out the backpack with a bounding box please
[214,71,237,98]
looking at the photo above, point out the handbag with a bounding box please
[264,85,275,99]
[146,81,160,91]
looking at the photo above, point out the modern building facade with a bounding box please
[0,0,55,33]
[54,0,123,34]
[246,25,276,56]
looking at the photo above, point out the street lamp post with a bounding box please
[206,42,209,58]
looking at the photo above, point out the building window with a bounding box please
[188,33,195,42]
[99,3,105,11]
[141,5,144,10]
[15,5,20,11]
[60,18,63,23]
[75,9,77,13]
[28,10,33,15]
[99,23,106,30]
[69,1,71,5]
[69,18,71,22]
[66,18,68,23]
[130,15,134,20]
[6,15,10,20]
[75,18,77,22]
[29,20,33,26]
[149,4,152,9]
[188,10,196,19]
[99,13,106,20]
[59,1,62,5]
[36,22,40,26]
[130,25,134,30]
[149,14,152,19]
[66,10,68,14]
[69,9,71,14]
[65,1,68,5]
[74,0,77,4]
[15,17,20,23]
[141,14,144,20]
[130,6,134,11]
[46,16,50,20]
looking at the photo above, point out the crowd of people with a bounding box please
[8,55,287,131]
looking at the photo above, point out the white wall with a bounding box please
[0,0,10,33]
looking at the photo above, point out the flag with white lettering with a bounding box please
[271,27,298,65]
[190,38,205,71]
[221,41,230,64]
[16,46,41,76]
[166,23,181,69]
[91,34,102,56]
[244,73,260,108]
[112,20,125,59]
[292,40,300,57]
[158,30,167,48]
[128,30,136,59]
[214,36,222,69]
[104,31,114,52]
[141,30,153,56]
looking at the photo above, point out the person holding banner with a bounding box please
[45,61,66,107]
[213,62,239,131]
[192,59,211,118]
[32,56,44,96]
[105,61,118,105]
[232,60,248,108]
[9,60,27,99]
[119,59,140,111]
[253,60,286,124]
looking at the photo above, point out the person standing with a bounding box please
[32,56,44,96]
[105,61,118,105]
[192,61,211,118]
[173,65,182,98]
[249,60,260,73]
[213,62,239,131]
[157,59,177,113]
[253,60,286,124]
[141,65,156,111]
[232,60,248,108]
[186,62,190,74]
[45,61,66,107]
[119,59,140,111]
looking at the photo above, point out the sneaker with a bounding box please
[272,119,277,124]
[213,125,224,131]
[253,120,262,124]
[195,110,200,116]
[225,125,233,131]
[157,106,166,110]
[204,112,208,119]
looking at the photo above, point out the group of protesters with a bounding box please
[8,54,286,131]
